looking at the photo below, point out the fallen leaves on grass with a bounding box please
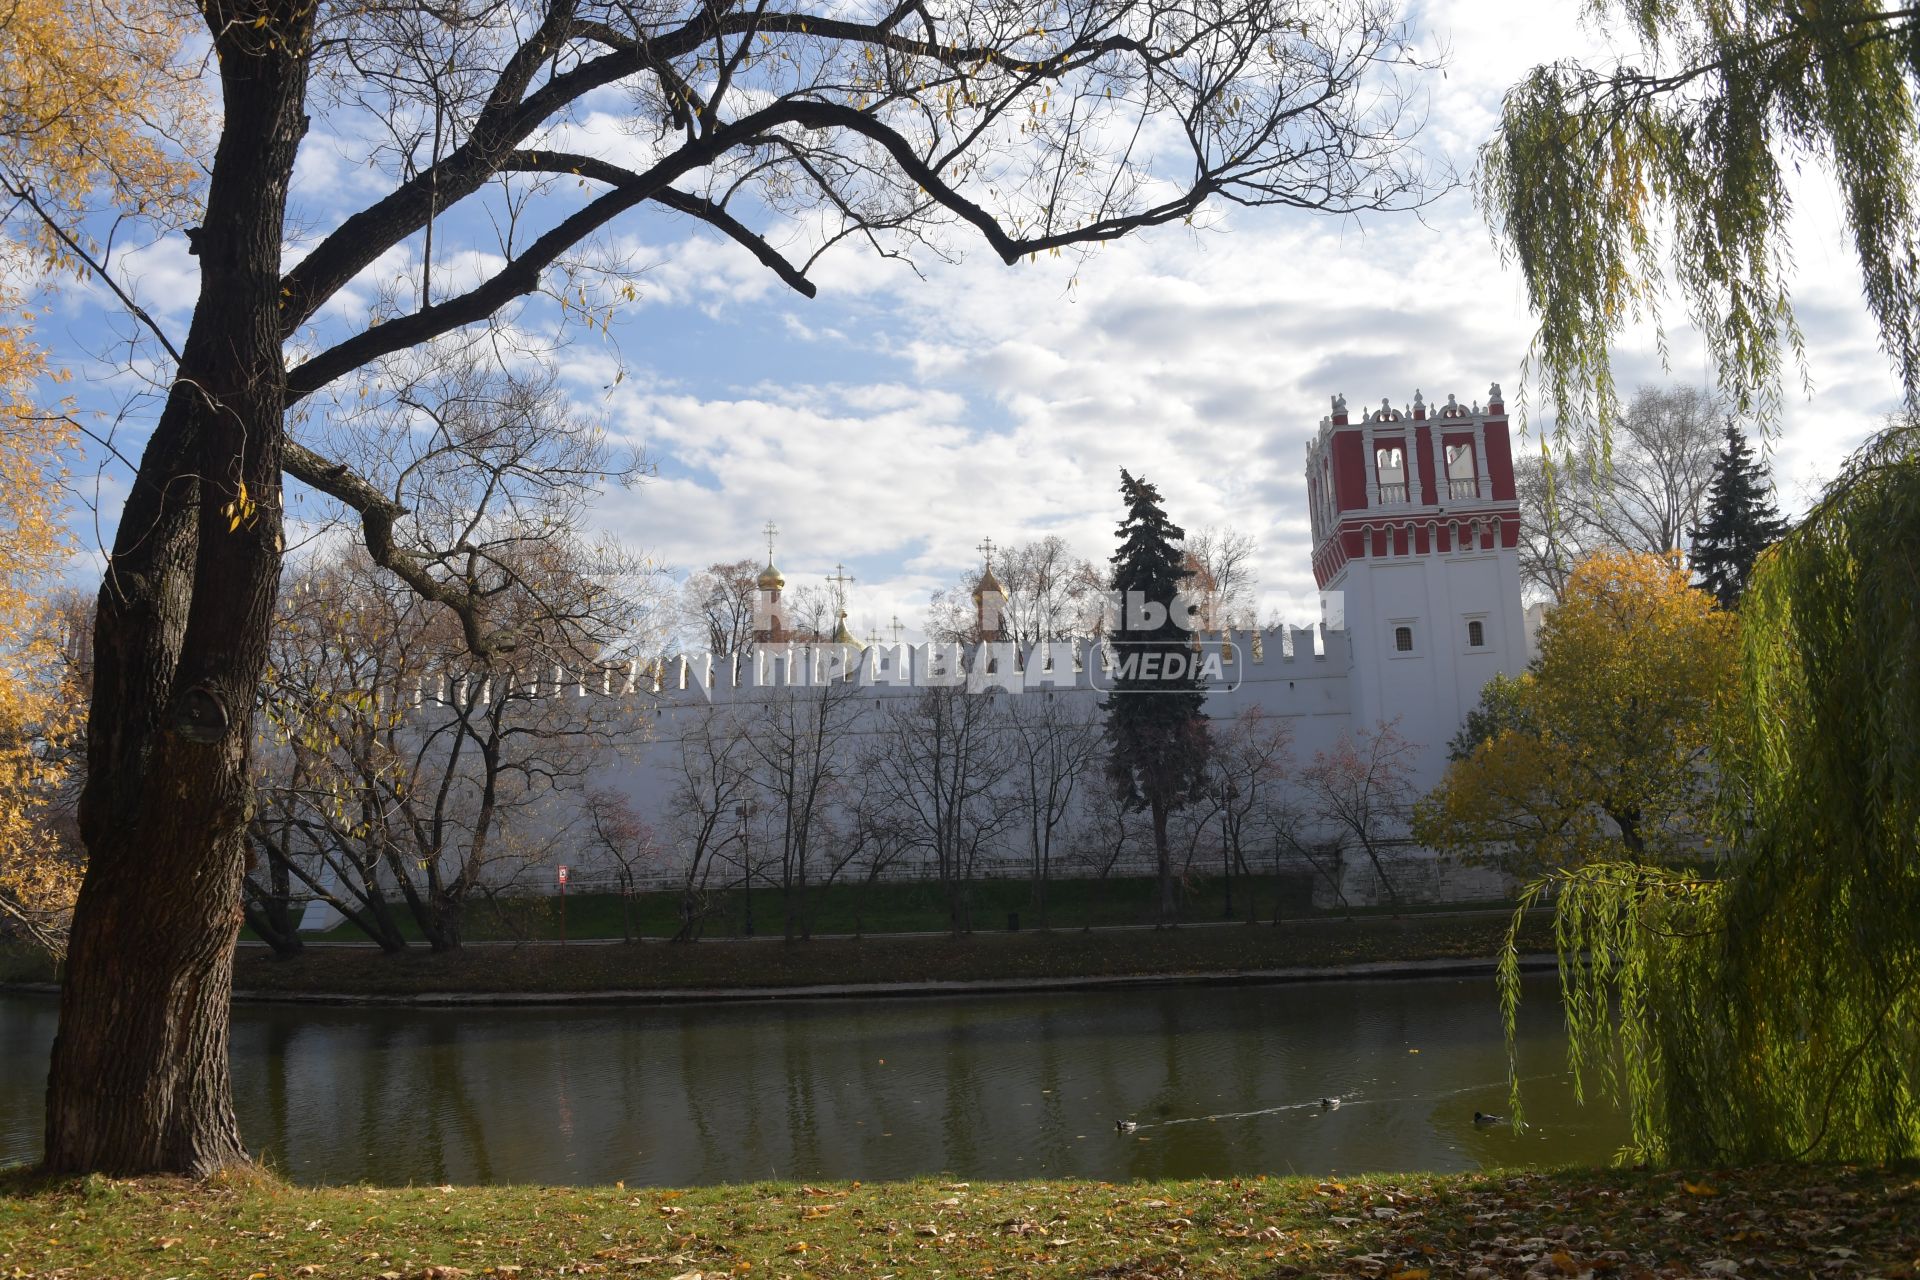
[0,1164,1913,1280]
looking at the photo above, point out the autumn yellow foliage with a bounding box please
[0,0,204,263]
[0,309,84,953]
[0,0,204,954]
[1414,549,1739,874]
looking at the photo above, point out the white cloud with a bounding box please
[571,0,1903,630]
[36,0,1904,632]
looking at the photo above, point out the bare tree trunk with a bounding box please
[1152,801,1175,927]
[44,2,309,1175]
[1036,840,1050,931]
[1358,837,1402,915]
[240,885,303,957]
[242,839,304,956]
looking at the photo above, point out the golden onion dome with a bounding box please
[830,610,864,648]
[757,560,785,590]
[972,563,1008,601]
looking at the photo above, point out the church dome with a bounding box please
[757,561,785,590]
[972,564,1008,601]
[830,610,864,648]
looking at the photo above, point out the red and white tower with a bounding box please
[1305,384,1530,784]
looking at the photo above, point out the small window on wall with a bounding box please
[1394,625,1414,653]
[1467,619,1486,648]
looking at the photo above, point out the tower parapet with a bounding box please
[1305,383,1518,589]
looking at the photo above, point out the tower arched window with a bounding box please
[1467,619,1485,648]
[1375,444,1408,504]
[1445,441,1479,500]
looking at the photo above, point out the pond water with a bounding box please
[0,975,1623,1186]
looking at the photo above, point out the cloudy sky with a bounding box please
[40,0,1903,643]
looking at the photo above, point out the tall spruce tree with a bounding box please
[1102,470,1212,925]
[1691,423,1789,609]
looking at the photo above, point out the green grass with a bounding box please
[285,873,1511,945]
[214,911,1552,999]
[0,1162,1912,1278]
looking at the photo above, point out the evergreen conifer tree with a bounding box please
[1691,423,1790,609]
[1102,470,1212,925]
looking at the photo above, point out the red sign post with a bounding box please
[557,865,569,944]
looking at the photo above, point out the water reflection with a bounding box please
[0,974,1623,1186]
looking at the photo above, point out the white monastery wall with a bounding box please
[304,385,1535,920]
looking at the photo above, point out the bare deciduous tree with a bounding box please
[747,661,863,940]
[1298,718,1419,913]
[42,0,1442,1173]
[247,555,418,954]
[680,560,761,656]
[1518,385,1724,600]
[864,683,1016,932]
[253,533,654,952]
[1005,689,1102,929]
[1206,705,1294,922]
[928,536,1108,644]
[1183,526,1260,630]
[657,701,756,941]
[838,764,916,934]
[1068,781,1144,929]
[583,788,662,942]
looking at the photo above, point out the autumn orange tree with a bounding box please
[1414,549,1738,876]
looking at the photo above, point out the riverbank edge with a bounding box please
[0,951,1559,1008]
[3,1162,1914,1279]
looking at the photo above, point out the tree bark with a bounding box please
[42,0,309,1176]
[1152,800,1175,926]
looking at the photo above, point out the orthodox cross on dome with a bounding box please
[890,614,903,644]
[975,536,997,568]
[762,519,780,565]
[826,562,857,616]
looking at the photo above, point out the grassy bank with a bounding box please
[281,873,1457,946]
[244,911,1550,998]
[3,913,1550,998]
[1,1162,1912,1279]
[2,913,1552,998]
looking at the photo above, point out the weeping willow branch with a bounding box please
[1503,422,1920,1166]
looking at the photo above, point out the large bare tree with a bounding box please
[1517,385,1724,600]
[1205,704,1293,921]
[746,661,863,939]
[864,682,1016,932]
[657,700,756,940]
[249,527,656,952]
[1298,717,1418,913]
[926,535,1106,644]
[1004,687,1102,928]
[680,559,762,656]
[1182,525,1259,630]
[38,0,1438,1174]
